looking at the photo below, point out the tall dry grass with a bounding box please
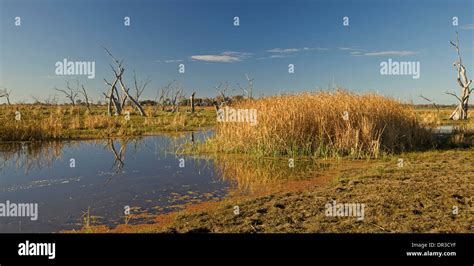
[0,106,63,141]
[0,105,121,141]
[0,104,216,141]
[206,90,430,158]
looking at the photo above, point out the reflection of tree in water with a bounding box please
[0,139,140,178]
[0,141,68,175]
[0,131,216,182]
[103,138,140,185]
[106,139,127,173]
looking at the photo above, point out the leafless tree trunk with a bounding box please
[190,91,196,113]
[170,83,184,113]
[238,74,255,99]
[104,77,123,116]
[245,73,254,99]
[31,96,43,105]
[80,85,91,112]
[214,82,231,111]
[55,80,79,105]
[120,92,128,111]
[133,70,151,103]
[118,76,146,116]
[0,88,12,105]
[448,32,473,120]
[153,83,172,115]
[104,47,146,116]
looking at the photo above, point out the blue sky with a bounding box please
[0,0,473,104]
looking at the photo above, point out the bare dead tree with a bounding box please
[103,47,146,116]
[103,79,122,116]
[55,80,79,105]
[245,73,254,99]
[158,87,169,111]
[43,94,59,105]
[170,82,184,113]
[237,82,247,99]
[80,85,91,112]
[448,32,473,120]
[0,88,12,105]
[31,96,43,105]
[190,91,196,113]
[133,70,151,103]
[153,82,172,115]
[213,82,232,111]
[102,92,113,115]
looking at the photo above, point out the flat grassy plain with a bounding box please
[66,93,473,233]
[0,104,216,141]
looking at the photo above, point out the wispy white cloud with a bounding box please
[270,54,292,58]
[460,24,474,30]
[191,55,238,62]
[267,47,328,54]
[155,59,183,63]
[338,47,365,52]
[361,50,419,57]
[261,47,327,59]
[304,47,328,51]
[267,48,300,53]
[256,53,293,60]
[339,47,418,57]
[190,51,251,63]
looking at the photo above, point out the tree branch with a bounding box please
[419,94,439,113]
[445,91,462,102]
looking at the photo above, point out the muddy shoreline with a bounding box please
[73,149,473,233]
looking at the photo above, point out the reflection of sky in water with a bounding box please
[0,132,228,233]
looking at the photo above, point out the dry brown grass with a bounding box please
[206,90,430,158]
[0,105,216,141]
[153,149,473,233]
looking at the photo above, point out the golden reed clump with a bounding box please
[208,90,430,158]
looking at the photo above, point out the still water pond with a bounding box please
[0,132,334,233]
[0,132,232,232]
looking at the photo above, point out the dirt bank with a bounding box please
[74,149,474,233]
